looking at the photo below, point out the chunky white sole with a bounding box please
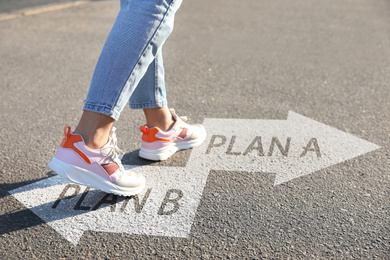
[139,129,207,161]
[48,157,145,196]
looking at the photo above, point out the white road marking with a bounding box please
[9,111,380,245]
[0,1,89,21]
[10,166,208,245]
[193,111,380,185]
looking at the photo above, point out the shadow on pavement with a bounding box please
[122,149,157,166]
[0,171,57,199]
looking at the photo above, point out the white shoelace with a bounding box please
[101,127,125,172]
[170,108,188,122]
[110,127,125,159]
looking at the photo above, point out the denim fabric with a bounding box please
[84,0,182,120]
[129,49,167,109]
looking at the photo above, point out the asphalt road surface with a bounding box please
[0,0,82,13]
[0,0,389,258]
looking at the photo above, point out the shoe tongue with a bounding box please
[173,116,190,132]
[100,137,114,156]
[101,147,112,157]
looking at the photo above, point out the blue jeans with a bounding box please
[83,0,182,120]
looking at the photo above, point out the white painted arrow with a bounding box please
[189,111,381,185]
[9,111,380,245]
[10,166,209,246]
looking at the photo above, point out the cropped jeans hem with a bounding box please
[129,99,167,110]
[83,103,121,121]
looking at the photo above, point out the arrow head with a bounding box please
[274,111,381,185]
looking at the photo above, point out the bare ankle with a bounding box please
[74,130,109,149]
[143,107,174,132]
[74,111,115,149]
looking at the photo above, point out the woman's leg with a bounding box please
[49,0,183,195]
[76,0,182,147]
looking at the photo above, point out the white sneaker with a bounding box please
[48,126,145,196]
[139,109,207,161]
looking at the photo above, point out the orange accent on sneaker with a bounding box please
[140,125,170,143]
[60,126,91,164]
[60,126,71,147]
